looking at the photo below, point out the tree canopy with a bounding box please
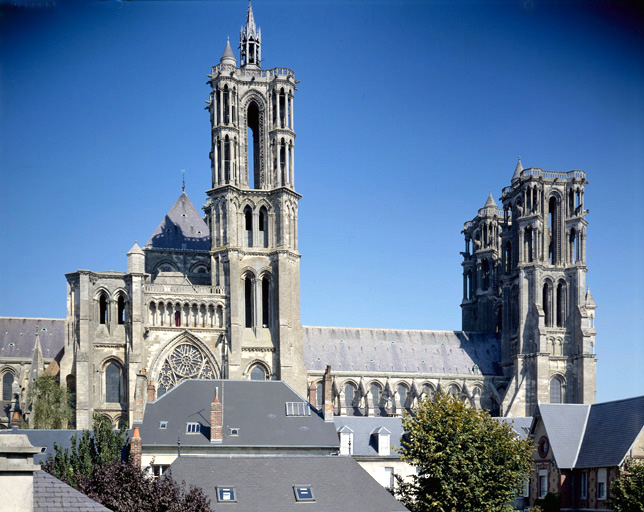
[609,457,644,512]
[28,374,74,429]
[44,414,213,512]
[394,391,533,512]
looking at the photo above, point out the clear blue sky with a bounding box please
[1,0,642,403]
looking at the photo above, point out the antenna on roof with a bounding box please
[181,169,185,192]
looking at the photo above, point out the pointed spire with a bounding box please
[240,0,261,67]
[512,156,523,182]
[220,37,236,65]
[29,327,44,383]
[585,287,597,307]
[484,190,497,208]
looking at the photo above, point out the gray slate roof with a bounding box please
[303,326,501,376]
[495,416,533,440]
[575,395,644,468]
[537,404,590,469]
[33,471,111,511]
[0,317,64,360]
[0,428,85,465]
[169,455,409,512]
[334,416,405,457]
[144,192,210,250]
[140,380,339,449]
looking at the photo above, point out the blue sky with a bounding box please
[1,0,642,403]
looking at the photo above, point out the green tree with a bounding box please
[29,374,74,429]
[609,457,644,512]
[44,414,213,511]
[395,391,534,512]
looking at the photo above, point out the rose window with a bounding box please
[157,343,217,397]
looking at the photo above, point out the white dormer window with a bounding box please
[372,426,391,456]
[186,422,200,434]
[337,425,353,456]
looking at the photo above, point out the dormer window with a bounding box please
[159,421,168,429]
[372,426,391,456]
[337,425,353,456]
[186,422,200,434]
[217,487,236,502]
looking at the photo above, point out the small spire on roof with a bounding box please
[512,156,523,182]
[182,169,185,192]
[484,190,497,208]
[220,36,236,65]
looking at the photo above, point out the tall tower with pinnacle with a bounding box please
[204,1,305,391]
[462,158,597,416]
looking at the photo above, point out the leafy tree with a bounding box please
[44,413,127,487]
[77,461,213,512]
[394,391,533,512]
[29,374,74,429]
[609,457,644,512]
[44,414,212,511]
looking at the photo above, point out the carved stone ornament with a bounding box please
[156,343,217,395]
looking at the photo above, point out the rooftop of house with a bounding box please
[33,471,111,512]
[169,455,409,512]
[534,395,644,469]
[495,416,533,440]
[139,379,339,449]
[303,326,501,376]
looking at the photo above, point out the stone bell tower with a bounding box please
[498,158,597,416]
[203,1,306,393]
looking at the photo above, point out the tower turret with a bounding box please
[240,1,261,67]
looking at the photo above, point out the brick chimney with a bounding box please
[10,411,21,428]
[324,365,334,422]
[147,381,156,402]
[210,386,222,443]
[131,426,142,467]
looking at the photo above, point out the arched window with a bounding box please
[117,295,126,325]
[244,207,253,247]
[224,134,231,181]
[105,362,123,403]
[174,311,181,327]
[525,226,533,263]
[2,372,14,401]
[481,259,490,290]
[280,139,287,183]
[261,276,270,327]
[370,383,384,408]
[244,276,253,328]
[570,228,578,263]
[421,384,433,401]
[467,270,473,300]
[543,282,552,327]
[505,241,512,274]
[549,196,559,265]
[316,382,323,408]
[250,365,267,381]
[344,382,358,407]
[550,376,563,404]
[556,282,566,327]
[448,384,461,399]
[247,101,260,189]
[99,293,108,325]
[259,207,268,248]
[397,384,410,409]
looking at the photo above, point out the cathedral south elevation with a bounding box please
[0,3,597,430]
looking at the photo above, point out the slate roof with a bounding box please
[169,455,409,512]
[0,317,64,360]
[334,416,405,457]
[495,416,533,440]
[575,395,644,468]
[140,380,339,449]
[0,428,85,465]
[144,192,210,251]
[537,404,590,469]
[303,326,501,376]
[33,470,111,511]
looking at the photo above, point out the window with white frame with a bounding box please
[217,487,236,502]
[580,471,587,499]
[338,427,353,455]
[538,469,548,498]
[383,467,394,490]
[597,468,607,500]
[186,422,200,434]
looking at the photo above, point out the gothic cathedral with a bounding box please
[1,3,597,429]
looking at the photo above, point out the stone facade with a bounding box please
[1,3,597,429]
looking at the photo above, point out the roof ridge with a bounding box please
[303,325,492,335]
[0,316,65,321]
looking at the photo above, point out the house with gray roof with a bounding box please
[168,455,408,512]
[529,395,644,511]
[136,379,339,474]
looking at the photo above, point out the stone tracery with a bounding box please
[156,343,218,396]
